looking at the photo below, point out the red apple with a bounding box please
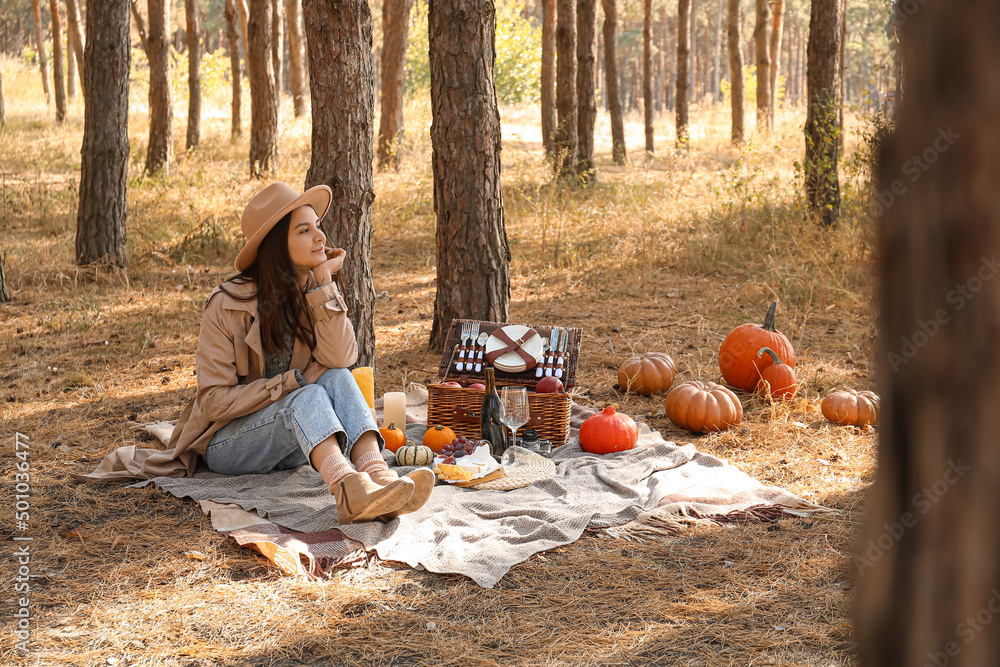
[535,376,565,393]
[439,381,462,388]
[467,383,486,390]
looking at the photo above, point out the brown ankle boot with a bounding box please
[332,472,415,524]
[370,468,436,520]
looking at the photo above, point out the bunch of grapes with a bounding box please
[439,437,477,458]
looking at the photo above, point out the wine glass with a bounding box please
[500,386,530,450]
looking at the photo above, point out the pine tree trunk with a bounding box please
[727,0,744,144]
[302,0,377,366]
[892,19,902,119]
[555,0,577,175]
[427,0,509,351]
[576,0,596,179]
[836,0,845,152]
[236,0,249,68]
[32,0,52,105]
[712,0,723,102]
[768,0,783,126]
[752,0,769,134]
[675,0,690,146]
[376,0,410,171]
[66,35,77,101]
[803,0,840,226]
[76,0,129,269]
[49,0,66,122]
[248,0,278,176]
[541,0,556,157]
[130,0,149,55]
[0,68,6,129]
[144,0,172,175]
[857,2,1000,664]
[601,0,626,164]
[642,0,653,154]
[185,0,201,149]
[663,5,673,111]
[0,250,9,302]
[224,0,242,139]
[66,0,85,91]
[285,0,308,117]
[271,0,284,128]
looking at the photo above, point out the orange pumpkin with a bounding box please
[379,422,406,453]
[755,347,797,400]
[422,424,457,453]
[822,389,880,427]
[618,353,677,395]
[719,301,796,392]
[579,405,639,454]
[664,381,743,432]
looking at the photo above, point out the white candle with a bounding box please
[383,391,407,430]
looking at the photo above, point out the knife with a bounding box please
[554,329,568,379]
[544,327,559,376]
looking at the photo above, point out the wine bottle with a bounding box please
[480,366,507,458]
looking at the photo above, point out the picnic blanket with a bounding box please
[130,386,834,588]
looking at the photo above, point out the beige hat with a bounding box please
[235,182,333,271]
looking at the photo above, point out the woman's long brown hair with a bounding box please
[220,213,317,355]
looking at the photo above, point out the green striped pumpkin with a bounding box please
[395,444,434,467]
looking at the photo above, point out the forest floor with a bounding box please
[1,57,878,666]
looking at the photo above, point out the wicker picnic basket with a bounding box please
[426,384,571,447]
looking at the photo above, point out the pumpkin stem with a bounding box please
[757,347,785,365]
[762,301,778,332]
[388,421,397,430]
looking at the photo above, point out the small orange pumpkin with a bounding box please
[618,353,677,395]
[664,381,743,432]
[719,301,796,392]
[579,405,639,454]
[822,389,880,427]
[380,422,406,453]
[422,424,457,453]
[755,347,797,400]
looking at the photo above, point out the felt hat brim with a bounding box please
[235,182,333,272]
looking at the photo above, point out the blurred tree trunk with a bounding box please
[66,37,77,101]
[803,0,840,225]
[0,68,5,129]
[856,2,1000,665]
[712,0,722,102]
[752,0,769,134]
[663,4,673,111]
[601,0,626,164]
[541,0,556,158]
[185,0,201,149]
[555,0,576,175]
[726,0,744,144]
[285,0,308,117]
[236,0,249,64]
[271,0,284,128]
[66,0,85,87]
[377,0,410,171]
[642,0,653,153]
[768,0,783,127]
[836,0,845,152]
[224,0,242,139]
[76,0,129,269]
[248,0,278,176]
[32,0,52,105]
[675,0,690,147]
[0,251,9,302]
[144,0,172,175]
[576,0,596,180]
[427,0,509,351]
[49,0,66,122]
[130,0,149,55]
[303,0,377,366]
[891,14,902,119]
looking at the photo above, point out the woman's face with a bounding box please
[286,206,327,279]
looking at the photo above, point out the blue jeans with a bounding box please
[203,368,383,475]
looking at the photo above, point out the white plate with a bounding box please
[485,325,543,373]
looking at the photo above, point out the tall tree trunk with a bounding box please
[675,0,690,147]
[642,0,653,153]
[271,0,284,128]
[0,68,6,129]
[303,0,377,366]
[66,0,85,87]
[130,0,149,55]
[712,0,723,102]
[376,0,410,170]
[32,0,52,105]
[768,0,783,126]
[185,0,201,149]
[236,0,250,68]
[285,0,308,117]
[836,0,845,152]
[803,0,840,226]
[144,0,172,175]
[601,0,626,164]
[76,0,129,269]
[66,34,77,101]
[726,0,743,144]
[224,0,242,139]
[576,0,596,178]
[752,0,769,133]
[555,0,577,175]
[427,0,509,351]
[663,5,673,111]
[49,0,66,122]
[248,0,278,176]
[0,250,9,302]
[690,0,698,99]
[891,15,902,119]
[541,0,556,158]
[857,2,1000,665]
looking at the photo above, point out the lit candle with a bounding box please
[351,367,375,409]
[383,391,407,430]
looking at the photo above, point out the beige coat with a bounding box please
[76,278,357,481]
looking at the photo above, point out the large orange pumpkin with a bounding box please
[755,347,797,400]
[822,389,880,427]
[379,422,407,453]
[422,424,457,453]
[719,301,796,392]
[579,405,639,454]
[664,381,743,432]
[617,353,677,395]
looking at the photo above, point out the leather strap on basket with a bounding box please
[485,327,539,369]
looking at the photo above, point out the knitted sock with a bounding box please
[353,449,388,476]
[318,454,355,492]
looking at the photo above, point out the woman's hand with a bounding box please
[311,247,346,286]
[302,359,329,385]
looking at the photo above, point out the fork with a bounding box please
[456,322,472,371]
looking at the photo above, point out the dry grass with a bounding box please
[1,54,875,666]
